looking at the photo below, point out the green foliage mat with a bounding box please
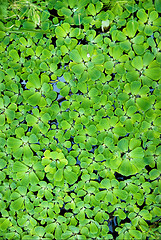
[0,0,161,239]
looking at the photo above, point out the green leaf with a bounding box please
[140,210,152,220]
[13,161,28,172]
[64,169,78,184]
[61,7,72,17]
[113,126,127,136]
[154,117,161,127]
[0,159,6,169]
[0,219,11,231]
[92,54,105,65]
[61,120,70,130]
[11,197,24,211]
[119,159,137,176]
[9,49,19,62]
[126,20,138,38]
[7,137,22,149]
[90,222,98,235]
[120,40,131,51]
[41,113,51,123]
[5,109,15,122]
[133,44,145,55]
[117,209,126,220]
[28,92,41,106]
[55,225,62,239]
[131,56,143,70]
[117,138,128,152]
[129,229,142,239]
[72,63,85,75]
[45,189,53,200]
[26,114,37,126]
[69,49,82,63]
[23,21,35,30]
[61,231,72,240]
[113,189,128,200]
[112,46,123,60]
[34,226,45,237]
[54,169,63,182]
[137,9,147,22]
[29,171,39,185]
[143,52,154,66]
[144,68,161,80]
[155,0,161,12]
[136,98,151,111]
[55,26,67,38]
[27,73,41,89]
[129,138,141,150]
[129,147,144,159]
[87,3,96,16]
[0,114,5,126]
[81,226,89,236]
[60,85,70,97]
[88,68,101,81]
[149,169,160,180]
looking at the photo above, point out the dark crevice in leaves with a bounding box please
[108,216,119,238]
[114,172,132,181]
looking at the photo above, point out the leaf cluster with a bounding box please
[0,0,161,239]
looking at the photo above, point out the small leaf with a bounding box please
[27,73,41,89]
[129,229,142,239]
[155,0,161,13]
[117,209,126,220]
[87,3,96,16]
[72,63,85,75]
[136,98,151,111]
[64,169,78,184]
[55,26,67,38]
[149,169,160,180]
[7,137,22,149]
[126,20,138,38]
[117,138,128,152]
[54,169,63,182]
[9,49,19,62]
[13,161,28,172]
[69,49,82,63]
[34,226,45,237]
[88,68,101,81]
[0,219,11,231]
[92,54,105,65]
[61,231,72,240]
[119,159,137,176]
[0,114,5,126]
[28,92,41,106]
[113,189,128,200]
[11,197,24,211]
[144,68,161,80]
[23,21,35,29]
[60,85,70,97]
[131,56,143,70]
[129,147,144,159]
[90,222,98,234]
